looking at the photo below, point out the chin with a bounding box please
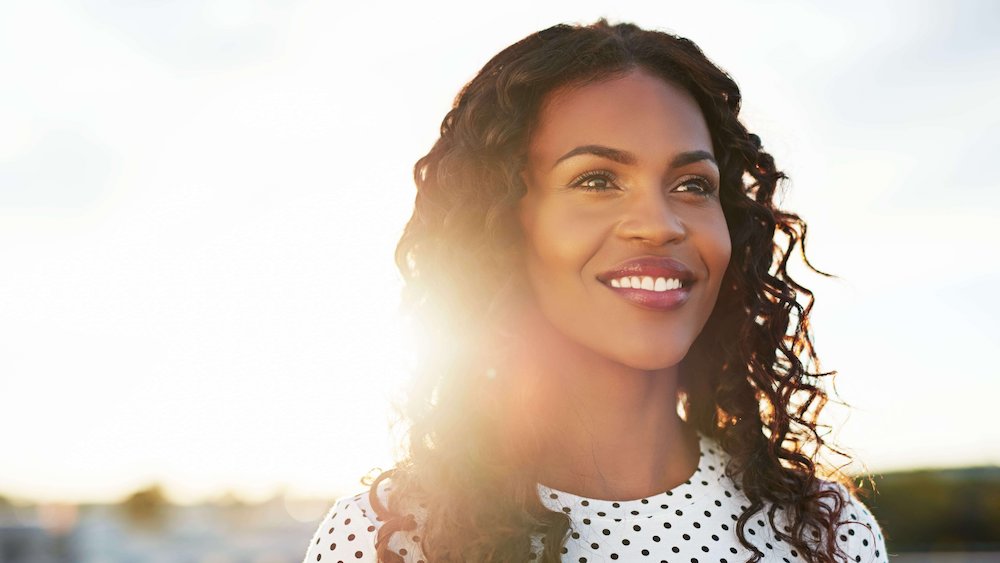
[611,344,691,372]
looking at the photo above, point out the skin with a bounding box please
[510,68,732,500]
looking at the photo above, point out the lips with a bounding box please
[596,256,696,312]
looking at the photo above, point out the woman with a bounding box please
[304,20,887,563]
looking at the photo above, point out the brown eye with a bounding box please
[674,177,715,196]
[570,170,618,192]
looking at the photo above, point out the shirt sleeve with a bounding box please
[303,495,379,563]
[833,488,889,563]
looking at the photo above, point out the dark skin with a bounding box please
[510,69,731,501]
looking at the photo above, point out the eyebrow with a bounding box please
[552,145,717,170]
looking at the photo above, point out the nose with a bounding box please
[614,188,687,246]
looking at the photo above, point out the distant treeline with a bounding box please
[856,465,1000,552]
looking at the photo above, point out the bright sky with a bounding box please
[2,0,998,505]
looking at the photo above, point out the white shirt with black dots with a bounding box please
[303,431,887,563]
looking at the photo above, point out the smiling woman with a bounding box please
[303,19,887,563]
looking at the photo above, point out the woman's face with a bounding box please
[517,68,732,371]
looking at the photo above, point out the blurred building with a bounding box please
[0,525,63,563]
[0,492,332,563]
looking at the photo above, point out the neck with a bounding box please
[498,306,700,501]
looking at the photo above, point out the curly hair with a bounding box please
[364,19,871,563]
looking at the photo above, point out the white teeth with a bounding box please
[609,276,683,292]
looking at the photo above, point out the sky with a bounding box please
[1,0,998,505]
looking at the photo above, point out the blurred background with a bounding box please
[1,0,998,561]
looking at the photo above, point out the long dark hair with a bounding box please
[365,19,869,562]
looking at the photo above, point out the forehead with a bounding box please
[528,69,713,164]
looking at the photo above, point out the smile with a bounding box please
[609,276,683,291]
[595,256,697,310]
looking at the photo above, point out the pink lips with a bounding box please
[596,256,696,312]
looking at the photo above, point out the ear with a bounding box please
[516,172,535,236]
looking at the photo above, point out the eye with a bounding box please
[569,170,619,192]
[673,176,717,196]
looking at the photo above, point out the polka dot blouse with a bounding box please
[303,431,887,562]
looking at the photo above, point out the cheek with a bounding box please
[523,200,606,277]
[704,212,733,284]
[714,216,733,270]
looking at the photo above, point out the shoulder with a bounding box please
[704,435,887,562]
[302,489,381,563]
[816,479,889,563]
[302,476,428,563]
